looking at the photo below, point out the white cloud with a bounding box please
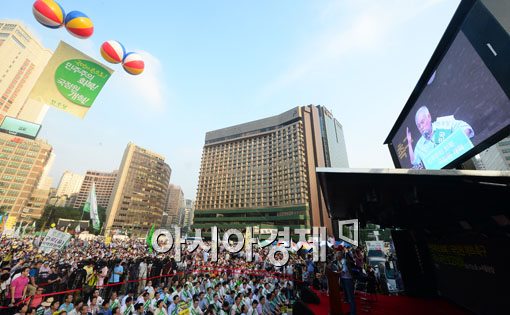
[110,50,169,112]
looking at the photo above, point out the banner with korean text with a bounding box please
[28,41,113,118]
[39,228,71,253]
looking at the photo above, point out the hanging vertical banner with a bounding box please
[28,41,113,118]
[84,182,100,231]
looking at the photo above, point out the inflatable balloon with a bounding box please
[122,52,145,75]
[100,40,126,64]
[32,0,65,29]
[64,11,93,39]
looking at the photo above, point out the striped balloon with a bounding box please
[32,0,65,29]
[64,11,94,39]
[122,52,145,75]
[100,40,126,64]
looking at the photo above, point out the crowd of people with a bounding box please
[0,233,388,315]
[0,235,333,315]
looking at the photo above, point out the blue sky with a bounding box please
[4,0,461,198]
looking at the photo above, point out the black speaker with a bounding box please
[292,300,315,315]
[300,286,320,304]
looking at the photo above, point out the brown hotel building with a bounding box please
[194,105,349,235]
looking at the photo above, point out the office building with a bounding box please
[163,184,183,226]
[105,143,171,236]
[24,188,50,221]
[177,199,194,229]
[194,105,349,235]
[73,170,117,209]
[24,152,55,220]
[56,171,84,197]
[0,21,52,124]
[477,137,510,170]
[0,132,52,224]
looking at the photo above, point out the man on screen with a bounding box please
[406,106,474,168]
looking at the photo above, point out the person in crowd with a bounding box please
[36,297,53,315]
[109,292,120,311]
[121,292,134,308]
[78,305,90,315]
[257,296,267,315]
[143,281,155,299]
[167,295,180,315]
[189,297,203,315]
[45,265,61,294]
[44,300,60,315]
[88,297,100,315]
[97,262,108,288]
[89,290,104,309]
[132,303,144,315]
[247,300,257,315]
[120,296,133,315]
[97,300,111,315]
[68,300,84,315]
[137,260,148,295]
[339,250,356,315]
[7,267,30,306]
[27,262,42,297]
[153,300,166,315]
[29,287,44,309]
[229,294,242,315]
[219,301,230,315]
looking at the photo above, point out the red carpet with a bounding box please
[305,290,471,315]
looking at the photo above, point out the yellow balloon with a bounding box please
[50,223,56,228]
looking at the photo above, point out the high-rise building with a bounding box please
[24,188,50,221]
[194,105,349,235]
[105,143,171,236]
[0,133,52,224]
[73,170,118,210]
[476,137,510,170]
[0,21,52,124]
[24,152,55,220]
[185,208,194,228]
[0,21,55,231]
[38,176,53,191]
[163,184,184,226]
[177,199,194,229]
[55,171,84,208]
[56,171,84,196]
[318,106,350,168]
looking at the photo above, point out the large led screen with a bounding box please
[387,0,510,169]
[0,116,41,140]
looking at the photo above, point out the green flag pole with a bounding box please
[146,224,155,253]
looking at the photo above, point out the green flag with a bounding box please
[83,182,100,231]
[146,224,155,253]
[83,190,91,213]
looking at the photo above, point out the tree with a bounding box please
[37,205,107,234]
